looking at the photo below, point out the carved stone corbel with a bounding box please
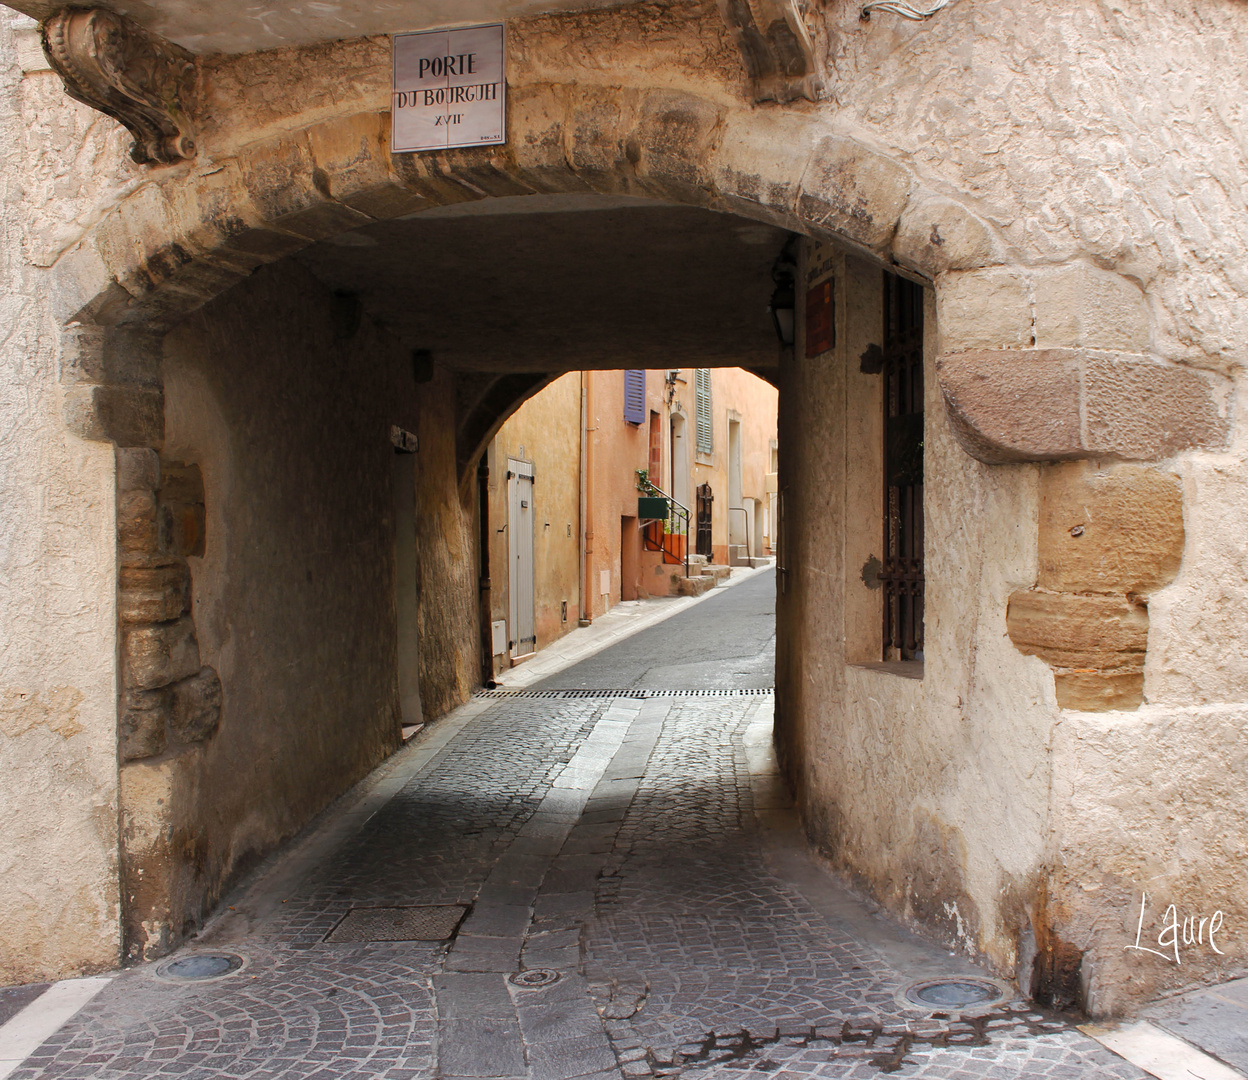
[42,7,199,166]
[718,0,829,104]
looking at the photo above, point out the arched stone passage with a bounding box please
[12,1,1245,1014]
[52,94,1226,474]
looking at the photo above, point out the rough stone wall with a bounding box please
[0,12,125,983]
[136,259,476,958]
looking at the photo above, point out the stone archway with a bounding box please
[16,0,1244,1012]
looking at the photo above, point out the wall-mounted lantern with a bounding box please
[768,239,798,349]
[769,278,796,348]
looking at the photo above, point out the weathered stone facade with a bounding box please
[0,0,1245,1016]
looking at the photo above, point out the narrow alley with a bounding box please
[7,574,1149,1079]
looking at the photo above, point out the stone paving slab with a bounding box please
[1144,976,1248,1073]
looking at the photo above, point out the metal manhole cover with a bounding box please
[509,969,561,988]
[155,952,244,982]
[325,905,469,943]
[904,977,1006,1010]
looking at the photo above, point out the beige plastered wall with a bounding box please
[781,237,1248,1015]
[777,242,1053,983]
[488,371,581,669]
[0,12,131,983]
[141,258,477,956]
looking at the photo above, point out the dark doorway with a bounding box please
[696,483,714,559]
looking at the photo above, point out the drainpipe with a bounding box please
[580,371,594,625]
[477,453,494,687]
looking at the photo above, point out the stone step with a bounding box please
[728,544,751,567]
[677,574,716,597]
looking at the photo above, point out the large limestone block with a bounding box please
[60,326,162,391]
[122,617,201,692]
[1039,464,1184,595]
[1052,670,1143,712]
[238,137,372,243]
[63,385,164,447]
[1082,354,1227,459]
[119,561,190,624]
[632,91,723,201]
[937,349,1227,464]
[158,462,206,558]
[892,192,1006,278]
[117,489,161,557]
[305,113,422,220]
[500,85,584,195]
[116,448,160,492]
[119,747,205,961]
[1033,265,1150,352]
[798,136,912,253]
[168,667,222,745]
[1007,589,1148,670]
[120,687,169,761]
[563,86,642,192]
[712,111,816,232]
[937,267,1032,351]
[162,158,306,272]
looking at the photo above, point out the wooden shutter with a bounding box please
[623,369,645,424]
[695,368,713,454]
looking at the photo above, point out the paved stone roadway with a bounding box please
[11,588,1149,1079]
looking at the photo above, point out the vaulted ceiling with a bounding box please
[294,194,788,376]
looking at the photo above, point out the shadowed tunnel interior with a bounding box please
[293,194,789,376]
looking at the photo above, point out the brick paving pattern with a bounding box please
[9,690,1148,1079]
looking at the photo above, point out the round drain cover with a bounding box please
[904,978,1003,1010]
[509,969,561,988]
[156,952,244,982]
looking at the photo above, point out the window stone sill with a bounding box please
[848,661,924,680]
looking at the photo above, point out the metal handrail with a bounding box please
[640,479,690,579]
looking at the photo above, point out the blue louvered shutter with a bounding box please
[695,368,713,453]
[623,369,645,425]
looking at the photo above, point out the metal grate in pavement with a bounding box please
[325,905,469,943]
[476,687,774,700]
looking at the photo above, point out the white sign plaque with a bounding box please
[392,23,506,153]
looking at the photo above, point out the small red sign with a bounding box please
[805,279,835,358]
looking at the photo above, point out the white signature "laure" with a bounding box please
[1125,891,1225,965]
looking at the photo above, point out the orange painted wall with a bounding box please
[488,367,778,665]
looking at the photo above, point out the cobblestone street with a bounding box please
[10,574,1147,1079]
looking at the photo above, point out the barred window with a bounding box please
[694,368,713,454]
[881,274,925,661]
